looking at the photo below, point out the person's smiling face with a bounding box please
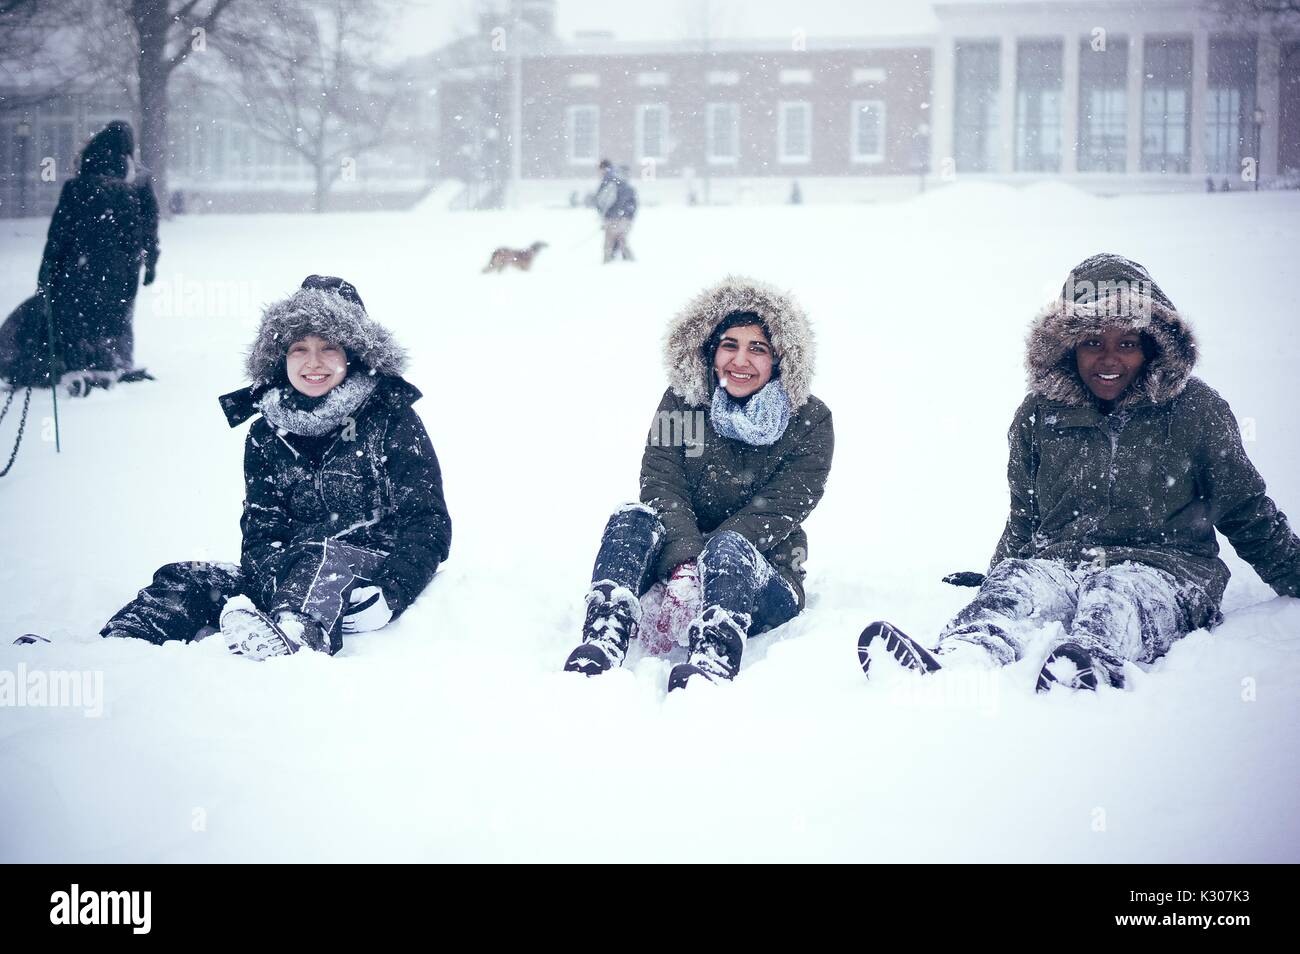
[713,324,774,399]
[286,335,347,397]
[1075,328,1147,404]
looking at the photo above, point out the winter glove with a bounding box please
[342,586,393,634]
[639,562,702,655]
[142,263,156,286]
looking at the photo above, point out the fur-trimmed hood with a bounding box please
[243,286,408,388]
[664,275,816,408]
[1026,254,1198,408]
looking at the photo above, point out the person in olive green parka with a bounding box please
[564,276,834,691]
[860,253,1300,691]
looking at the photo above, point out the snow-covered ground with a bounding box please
[1,183,1298,862]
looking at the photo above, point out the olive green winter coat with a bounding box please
[639,277,835,607]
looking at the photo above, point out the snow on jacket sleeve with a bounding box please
[372,406,452,618]
[714,401,834,554]
[640,390,707,581]
[240,427,294,593]
[595,179,617,215]
[991,395,1039,570]
[1200,392,1300,598]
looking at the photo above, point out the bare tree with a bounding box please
[120,0,239,204]
[222,0,400,212]
[0,0,93,111]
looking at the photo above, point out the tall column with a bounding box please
[1061,33,1081,174]
[1190,28,1209,175]
[1126,32,1145,173]
[1257,33,1281,180]
[931,34,956,175]
[998,34,1018,173]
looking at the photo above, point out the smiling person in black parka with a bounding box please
[97,275,451,659]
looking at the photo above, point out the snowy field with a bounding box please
[1,183,1298,862]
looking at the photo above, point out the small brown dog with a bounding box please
[482,241,548,273]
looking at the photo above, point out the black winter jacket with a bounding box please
[220,375,451,618]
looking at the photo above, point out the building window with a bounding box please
[780,69,813,85]
[566,105,598,165]
[778,101,812,163]
[954,40,1000,173]
[636,72,669,87]
[1078,36,1128,172]
[1205,36,1258,175]
[636,104,669,162]
[706,102,739,164]
[568,73,600,88]
[707,71,740,86]
[851,100,885,163]
[1141,36,1192,173]
[852,67,887,84]
[1015,39,1063,172]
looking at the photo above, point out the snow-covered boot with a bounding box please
[564,581,641,675]
[1035,641,1120,692]
[857,620,942,678]
[13,634,51,645]
[667,606,749,691]
[275,610,331,655]
[220,597,299,661]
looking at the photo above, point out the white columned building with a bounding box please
[930,0,1293,188]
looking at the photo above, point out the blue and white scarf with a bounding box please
[709,379,792,446]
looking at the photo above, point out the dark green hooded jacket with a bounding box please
[994,255,1300,613]
[639,276,834,608]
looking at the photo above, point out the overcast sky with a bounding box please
[391,0,939,58]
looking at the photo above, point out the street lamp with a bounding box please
[15,120,32,217]
[1252,107,1265,193]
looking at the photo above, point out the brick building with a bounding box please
[436,0,1300,201]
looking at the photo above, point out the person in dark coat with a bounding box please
[564,276,834,690]
[37,120,160,391]
[99,275,452,659]
[595,158,637,264]
[860,253,1300,691]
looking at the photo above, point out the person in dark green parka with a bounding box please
[860,253,1300,691]
[564,276,834,690]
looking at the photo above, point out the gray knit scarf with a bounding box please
[709,379,792,446]
[257,374,378,436]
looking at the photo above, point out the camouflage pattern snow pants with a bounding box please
[101,542,387,649]
[938,558,1218,679]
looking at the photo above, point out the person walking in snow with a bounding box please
[95,275,451,659]
[563,277,834,690]
[37,120,160,394]
[595,158,637,264]
[859,253,1300,691]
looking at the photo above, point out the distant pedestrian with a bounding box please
[595,158,637,263]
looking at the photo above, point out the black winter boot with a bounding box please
[275,610,331,655]
[857,620,942,678]
[667,606,749,691]
[564,582,641,675]
[1036,641,1123,692]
